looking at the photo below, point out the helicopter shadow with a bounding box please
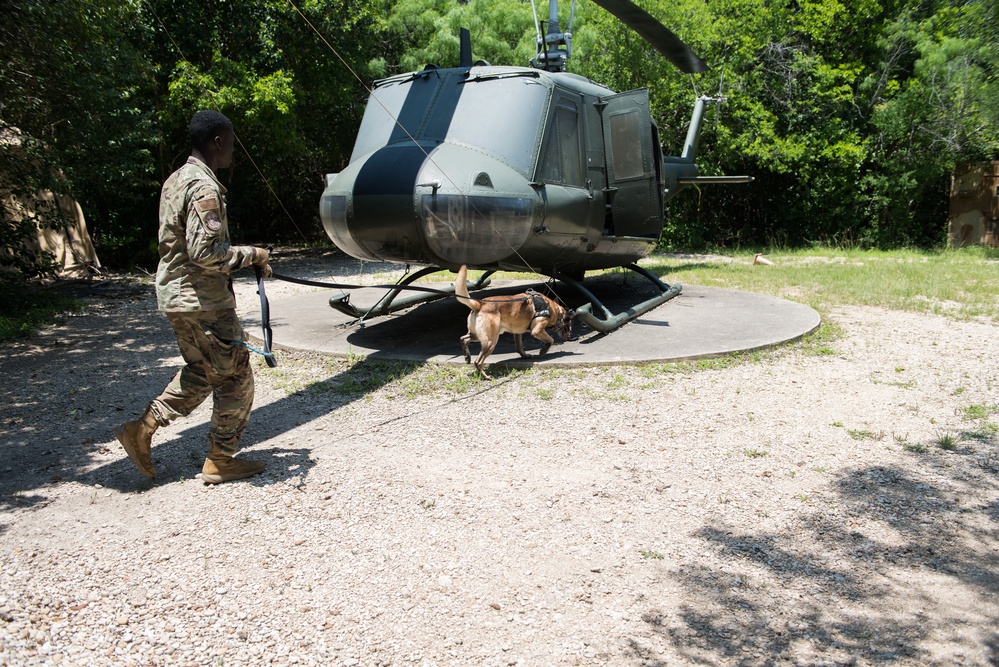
[339,278,587,366]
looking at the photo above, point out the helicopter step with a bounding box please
[556,264,682,334]
[328,266,494,321]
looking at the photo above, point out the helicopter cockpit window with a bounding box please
[351,71,548,176]
[441,76,548,175]
[350,78,419,162]
[540,100,584,187]
[608,109,645,180]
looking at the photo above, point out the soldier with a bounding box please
[115,110,273,484]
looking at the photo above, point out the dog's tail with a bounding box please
[454,265,481,312]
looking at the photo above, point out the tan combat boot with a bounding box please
[201,444,266,484]
[114,409,158,478]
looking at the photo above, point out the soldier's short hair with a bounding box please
[189,110,233,151]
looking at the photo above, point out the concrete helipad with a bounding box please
[241,273,820,368]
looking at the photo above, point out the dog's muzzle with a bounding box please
[558,310,575,342]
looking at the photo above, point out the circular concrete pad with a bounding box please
[242,275,821,367]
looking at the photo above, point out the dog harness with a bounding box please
[525,289,550,320]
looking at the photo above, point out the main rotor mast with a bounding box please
[531,0,576,72]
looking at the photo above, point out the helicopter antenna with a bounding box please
[530,0,542,48]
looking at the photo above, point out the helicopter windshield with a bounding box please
[352,70,549,176]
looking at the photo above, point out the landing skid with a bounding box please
[328,266,494,321]
[556,264,682,333]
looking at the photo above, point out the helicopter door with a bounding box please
[536,95,591,247]
[598,89,661,238]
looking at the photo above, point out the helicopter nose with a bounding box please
[320,143,539,266]
[413,145,538,266]
[321,143,432,262]
[418,191,535,265]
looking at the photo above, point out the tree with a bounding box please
[147,0,385,253]
[861,0,999,246]
[1,0,157,272]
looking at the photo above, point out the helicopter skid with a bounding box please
[328,267,494,322]
[556,264,682,334]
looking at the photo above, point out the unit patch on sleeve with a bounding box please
[204,211,223,231]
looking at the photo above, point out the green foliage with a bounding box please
[3,0,998,278]
[1,0,157,272]
[619,0,998,250]
[376,0,538,74]
[148,0,384,254]
[2,0,384,274]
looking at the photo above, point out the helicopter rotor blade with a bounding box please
[588,0,708,73]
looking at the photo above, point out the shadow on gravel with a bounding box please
[0,277,446,521]
[628,458,999,666]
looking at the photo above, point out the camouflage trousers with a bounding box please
[148,308,254,456]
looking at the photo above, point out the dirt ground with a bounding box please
[1,262,998,667]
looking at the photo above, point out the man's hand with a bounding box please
[252,247,273,278]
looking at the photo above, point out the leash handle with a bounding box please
[254,266,279,368]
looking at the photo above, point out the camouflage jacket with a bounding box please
[155,157,258,312]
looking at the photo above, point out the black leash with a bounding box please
[270,271,459,296]
[269,271,549,303]
[254,266,279,367]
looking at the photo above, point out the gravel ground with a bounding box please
[1,253,998,667]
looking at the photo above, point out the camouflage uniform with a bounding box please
[147,156,262,456]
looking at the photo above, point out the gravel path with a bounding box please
[2,255,998,667]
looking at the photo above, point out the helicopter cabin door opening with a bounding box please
[531,91,596,268]
[598,88,662,239]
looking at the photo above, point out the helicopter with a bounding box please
[318,0,750,332]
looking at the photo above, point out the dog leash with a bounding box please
[253,266,279,367]
[269,271,555,303]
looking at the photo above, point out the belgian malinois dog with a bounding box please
[455,265,573,379]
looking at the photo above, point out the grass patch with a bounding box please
[0,276,80,342]
[638,350,770,378]
[262,349,514,402]
[743,448,768,458]
[934,433,959,451]
[640,549,665,560]
[641,247,999,321]
[960,421,998,443]
[961,404,998,421]
[847,429,886,441]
